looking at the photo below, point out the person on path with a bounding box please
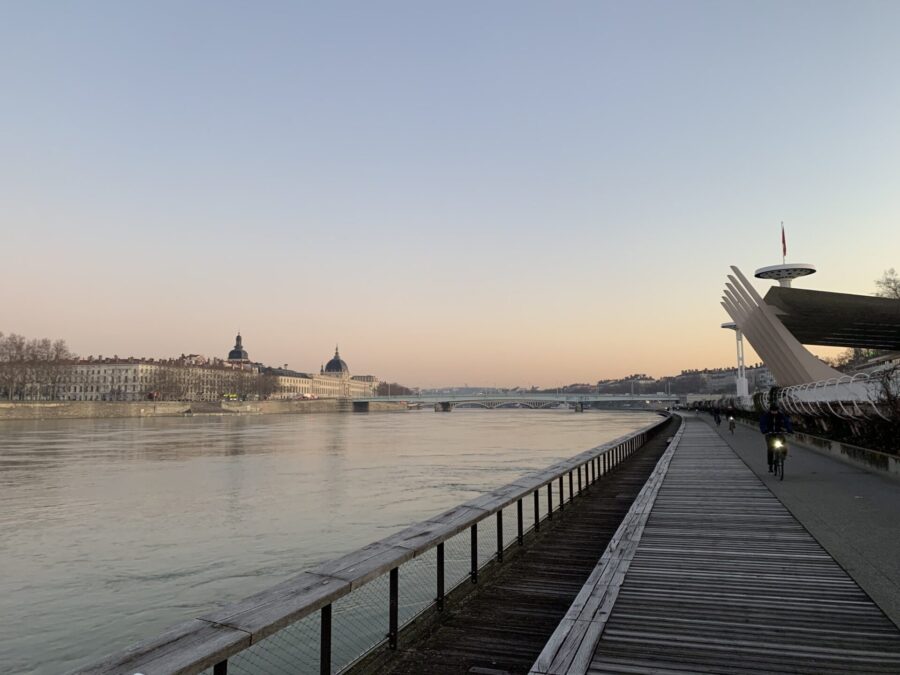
[759,404,793,472]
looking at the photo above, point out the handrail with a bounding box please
[72,415,670,675]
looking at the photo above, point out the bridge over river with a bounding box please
[75,413,900,675]
[355,393,680,412]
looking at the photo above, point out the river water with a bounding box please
[0,408,657,674]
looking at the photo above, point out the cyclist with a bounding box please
[728,416,736,434]
[759,403,793,473]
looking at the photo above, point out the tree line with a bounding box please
[0,332,77,400]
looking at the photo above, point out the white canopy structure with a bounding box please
[720,266,843,387]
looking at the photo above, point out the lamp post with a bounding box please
[721,322,749,397]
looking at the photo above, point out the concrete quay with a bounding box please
[0,398,406,421]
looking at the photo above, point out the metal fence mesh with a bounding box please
[475,514,496,569]
[502,505,518,549]
[228,610,320,675]
[398,547,437,628]
[331,573,390,672]
[444,528,472,592]
[536,485,547,526]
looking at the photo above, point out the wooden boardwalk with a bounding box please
[365,418,678,675]
[533,416,900,674]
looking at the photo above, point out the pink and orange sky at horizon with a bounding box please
[2,2,898,388]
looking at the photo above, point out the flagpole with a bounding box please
[781,221,785,264]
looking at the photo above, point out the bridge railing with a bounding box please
[73,416,671,675]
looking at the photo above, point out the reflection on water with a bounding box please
[0,408,656,674]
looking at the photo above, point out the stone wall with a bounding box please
[0,401,192,420]
[0,398,407,421]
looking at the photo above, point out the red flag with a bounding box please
[781,222,786,260]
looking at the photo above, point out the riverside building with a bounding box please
[60,355,257,401]
[51,335,378,402]
[262,346,378,399]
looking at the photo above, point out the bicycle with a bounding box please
[766,432,788,481]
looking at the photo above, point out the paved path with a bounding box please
[532,416,900,674]
[704,413,900,627]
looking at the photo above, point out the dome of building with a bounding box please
[324,346,349,374]
[228,333,249,361]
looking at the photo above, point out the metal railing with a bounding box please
[73,416,670,675]
[778,371,897,421]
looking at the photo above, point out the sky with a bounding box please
[1,1,899,388]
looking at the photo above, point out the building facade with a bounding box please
[265,346,378,399]
[60,355,258,401]
[13,335,379,402]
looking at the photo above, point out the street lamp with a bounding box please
[721,322,749,397]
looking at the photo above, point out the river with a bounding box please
[0,408,658,674]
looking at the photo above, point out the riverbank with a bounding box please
[0,398,406,421]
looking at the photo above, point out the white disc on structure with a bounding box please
[754,263,816,282]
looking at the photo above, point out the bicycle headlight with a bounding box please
[773,439,783,449]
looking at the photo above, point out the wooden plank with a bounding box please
[365,417,679,675]
[529,424,684,673]
[70,619,250,675]
[312,541,415,589]
[378,519,460,555]
[586,417,900,674]
[199,571,349,643]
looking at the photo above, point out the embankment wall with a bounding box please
[0,399,405,420]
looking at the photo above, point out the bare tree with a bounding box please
[875,268,900,299]
[376,381,414,396]
[147,365,188,401]
[0,333,77,400]
[258,373,277,400]
[874,365,900,419]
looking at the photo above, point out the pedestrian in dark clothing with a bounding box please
[759,404,793,471]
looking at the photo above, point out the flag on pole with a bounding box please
[781,222,786,262]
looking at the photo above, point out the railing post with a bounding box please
[436,542,445,610]
[496,510,504,562]
[558,476,564,511]
[389,567,399,649]
[470,523,478,584]
[214,660,227,675]
[577,464,582,493]
[320,604,332,675]
[533,490,540,531]
[517,498,524,545]
[547,483,553,519]
[568,471,574,503]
